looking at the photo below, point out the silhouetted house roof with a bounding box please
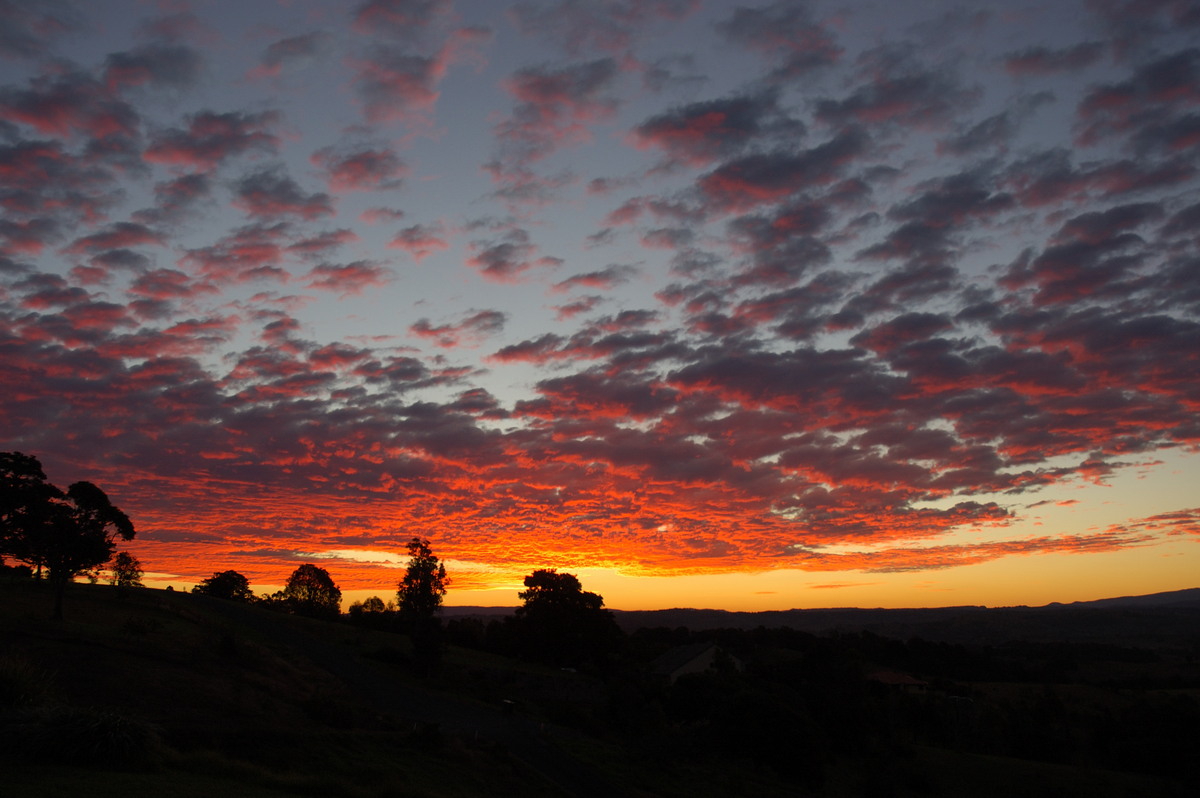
[650,642,740,683]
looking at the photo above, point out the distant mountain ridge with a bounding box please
[443,587,1200,647]
[1052,587,1200,608]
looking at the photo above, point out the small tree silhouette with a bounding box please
[109,552,144,589]
[397,537,448,620]
[192,570,254,601]
[279,563,341,619]
[397,537,449,674]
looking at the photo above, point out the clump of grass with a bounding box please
[0,653,60,710]
[0,705,165,769]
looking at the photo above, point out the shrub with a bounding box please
[0,706,164,769]
[0,654,59,710]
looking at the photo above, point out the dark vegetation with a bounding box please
[2,575,1197,797]
[1,451,135,619]
[4,454,1198,794]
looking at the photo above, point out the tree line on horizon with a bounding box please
[2,450,620,672]
[0,451,456,621]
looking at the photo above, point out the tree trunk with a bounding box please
[50,574,67,620]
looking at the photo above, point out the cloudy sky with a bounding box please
[2,0,1197,610]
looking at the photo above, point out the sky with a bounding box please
[1,0,1198,612]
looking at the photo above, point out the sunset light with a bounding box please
[1,0,1197,611]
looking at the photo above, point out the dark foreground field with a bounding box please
[2,580,1198,797]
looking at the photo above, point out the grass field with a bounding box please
[2,579,1194,797]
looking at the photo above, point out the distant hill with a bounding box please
[447,588,1200,647]
[1057,587,1200,609]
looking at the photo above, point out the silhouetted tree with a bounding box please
[397,537,449,674]
[109,551,144,588]
[347,595,395,631]
[353,595,387,614]
[1,452,60,571]
[279,563,341,619]
[515,568,621,668]
[397,537,448,620]
[192,570,254,601]
[0,452,135,619]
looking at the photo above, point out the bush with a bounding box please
[0,706,164,769]
[0,654,60,710]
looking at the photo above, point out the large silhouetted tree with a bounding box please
[1,451,59,569]
[397,537,449,674]
[1,452,135,619]
[279,563,341,619]
[192,570,254,602]
[515,568,621,668]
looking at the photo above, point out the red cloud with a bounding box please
[511,0,698,55]
[0,217,58,255]
[353,0,452,42]
[717,1,842,78]
[145,110,280,171]
[248,32,330,80]
[360,207,406,224]
[312,145,407,192]
[1076,49,1200,146]
[488,333,568,364]
[497,58,620,158]
[128,268,214,301]
[233,168,334,220]
[1004,42,1105,76]
[698,128,867,212]
[553,295,603,320]
[351,46,445,125]
[305,261,392,296]
[466,228,563,283]
[103,43,202,92]
[288,229,360,258]
[631,91,801,166]
[64,222,164,255]
[0,69,138,139]
[180,223,290,284]
[388,224,450,261]
[552,264,638,293]
[410,309,506,348]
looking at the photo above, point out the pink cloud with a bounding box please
[388,223,450,261]
[410,309,507,348]
[305,261,392,296]
[312,145,407,192]
[466,228,563,283]
[144,110,280,171]
[232,167,334,221]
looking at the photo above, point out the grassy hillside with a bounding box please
[2,579,1196,797]
[0,580,594,797]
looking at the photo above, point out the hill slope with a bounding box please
[0,580,624,798]
[3,580,1197,798]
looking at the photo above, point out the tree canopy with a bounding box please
[109,551,144,588]
[396,537,448,622]
[1,451,135,618]
[192,570,253,602]
[279,563,341,619]
[518,569,604,612]
[396,538,449,674]
[515,569,621,668]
